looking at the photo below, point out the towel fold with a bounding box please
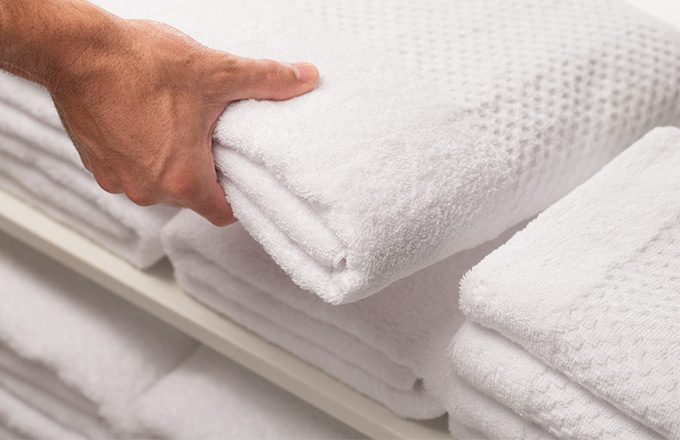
[459,127,680,439]
[152,0,680,303]
[0,74,176,268]
[161,209,523,419]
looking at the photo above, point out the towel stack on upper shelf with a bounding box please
[0,232,359,439]
[450,127,680,439]
[0,73,176,268]
[0,0,194,269]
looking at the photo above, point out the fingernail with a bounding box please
[291,62,319,84]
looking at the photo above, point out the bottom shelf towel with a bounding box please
[0,232,196,437]
[162,210,523,420]
[453,127,680,439]
[0,232,361,439]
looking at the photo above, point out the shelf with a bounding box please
[0,187,451,440]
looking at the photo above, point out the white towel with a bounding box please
[450,323,663,440]
[148,0,680,303]
[460,127,680,439]
[0,386,87,440]
[162,209,522,419]
[0,232,197,436]
[0,75,176,268]
[0,346,114,439]
[128,346,361,440]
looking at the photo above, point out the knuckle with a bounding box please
[126,190,156,207]
[264,61,287,89]
[93,173,120,194]
[162,173,202,201]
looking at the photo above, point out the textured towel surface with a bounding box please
[461,127,680,439]
[129,347,362,439]
[0,74,176,268]
[162,209,522,418]
[151,0,680,303]
[451,323,663,440]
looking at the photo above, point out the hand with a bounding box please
[0,0,319,226]
[49,14,318,226]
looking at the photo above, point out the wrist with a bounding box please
[42,2,127,92]
[0,0,127,90]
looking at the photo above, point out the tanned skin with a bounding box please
[0,0,319,225]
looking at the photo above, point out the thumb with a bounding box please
[228,57,319,101]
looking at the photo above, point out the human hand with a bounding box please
[0,0,319,226]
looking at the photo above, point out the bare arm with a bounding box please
[0,0,319,225]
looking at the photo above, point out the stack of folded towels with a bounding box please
[0,0,679,438]
[0,231,359,439]
[449,127,680,440]
[0,72,176,268]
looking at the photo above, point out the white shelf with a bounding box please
[0,187,451,440]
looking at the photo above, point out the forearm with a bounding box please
[0,0,122,89]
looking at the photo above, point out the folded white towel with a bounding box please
[128,346,361,439]
[162,209,522,419]
[0,232,197,435]
[0,385,86,440]
[450,323,663,440]
[0,76,176,268]
[461,127,680,439]
[150,0,680,303]
[0,345,115,439]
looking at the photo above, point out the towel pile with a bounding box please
[162,211,524,419]
[449,127,680,440]
[155,0,680,303]
[0,232,359,439]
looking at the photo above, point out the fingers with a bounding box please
[160,162,235,227]
[89,164,234,227]
[226,57,319,101]
[186,178,235,227]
